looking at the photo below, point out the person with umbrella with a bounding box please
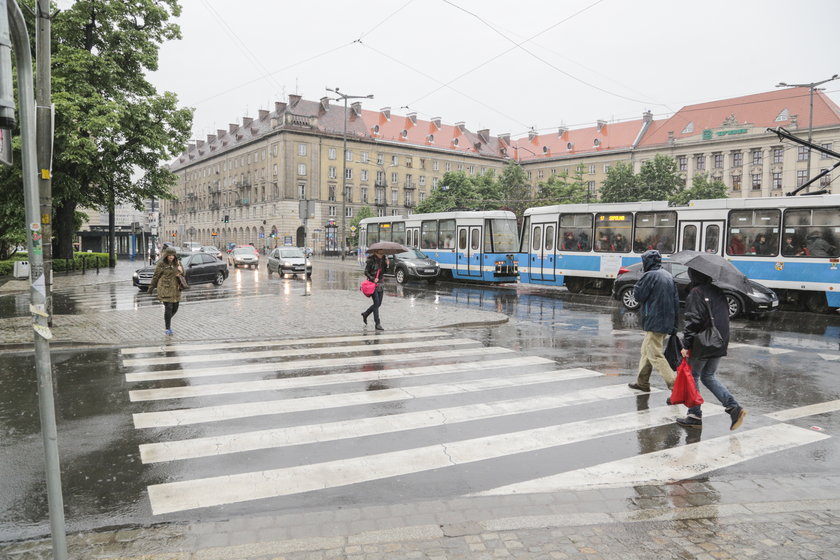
[669,250,748,431]
[361,241,404,330]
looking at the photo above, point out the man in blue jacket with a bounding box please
[628,250,679,391]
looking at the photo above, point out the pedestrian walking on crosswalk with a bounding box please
[361,248,388,331]
[149,247,184,336]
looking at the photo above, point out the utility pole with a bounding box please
[35,0,53,324]
[325,87,372,260]
[2,0,68,558]
[776,74,839,190]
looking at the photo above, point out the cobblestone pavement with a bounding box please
[1,260,839,559]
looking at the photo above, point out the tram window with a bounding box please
[520,216,531,252]
[378,223,392,242]
[705,225,720,254]
[532,226,543,251]
[366,223,380,245]
[458,228,467,251]
[545,225,555,251]
[782,207,839,257]
[682,225,697,251]
[421,220,438,249]
[595,212,632,253]
[634,211,677,253]
[559,213,593,252]
[489,219,519,252]
[439,219,455,249]
[727,209,780,256]
[391,222,406,245]
[471,228,480,251]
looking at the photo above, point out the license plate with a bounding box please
[423,269,435,273]
[772,300,779,307]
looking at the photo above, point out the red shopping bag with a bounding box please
[669,357,704,408]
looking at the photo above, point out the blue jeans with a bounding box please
[687,356,738,418]
[363,289,383,325]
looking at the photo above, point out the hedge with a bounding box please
[0,252,110,277]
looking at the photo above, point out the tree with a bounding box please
[636,154,682,201]
[669,173,728,206]
[0,0,193,261]
[599,162,638,203]
[349,206,374,246]
[497,162,531,217]
[415,171,481,213]
[535,170,588,205]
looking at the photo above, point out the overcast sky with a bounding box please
[142,0,840,143]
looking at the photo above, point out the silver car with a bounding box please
[230,247,260,269]
[267,247,312,278]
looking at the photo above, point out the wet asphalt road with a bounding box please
[0,261,839,541]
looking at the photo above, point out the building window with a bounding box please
[344,186,352,202]
[432,178,439,189]
[696,155,706,171]
[405,174,413,187]
[731,174,742,191]
[713,153,723,169]
[361,187,368,202]
[328,186,336,201]
[751,173,762,190]
[391,172,398,184]
[361,152,369,163]
[273,164,278,176]
[820,169,831,187]
[797,170,808,187]
[419,176,426,186]
[328,166,337,179]
[772,172,782,189]
[468,165,475,175]
[676,156,687,171]
[732,152,743,167]
[419,191,426,203]
[361,169,368,181]
[752,150,763,165]
[344,150,352,162]
[391,190,398,206]
[298,184,306,199]
[445,162,451,171]
[798,146,809,161]
[457,163,464,171]
[419,158,426,170]
[328,147,336,160]
[328,206,336,217]
[589,164,597,174]
[344,168,352,180]
[297,163,306,176]
[376,171,385,185]
[773,147,784,164]
[537,169,544,179]
[433,160,440,171]
[298,144,307,156]
[345,206,353,218]
[821,144,833,159]
[391,155,399,166]
[603,164,610,173]
[376,153,384,165]
[527,171,532,180]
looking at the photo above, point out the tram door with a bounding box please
[529,222,556,281]
[456,226,482,277]
[679,221,725,254]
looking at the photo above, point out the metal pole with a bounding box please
[5,0,68,558]
[35,0,53,324]
[806,85,814,183]
[340,95,347,260]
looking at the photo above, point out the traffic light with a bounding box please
[223,215,229,223]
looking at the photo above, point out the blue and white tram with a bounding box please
[359,211,520,282]
[520,194,840,311]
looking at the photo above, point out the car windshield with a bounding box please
[233,248,256,255]
[279,248,304,258]
[202,246,218,252]
[396,248,427,259]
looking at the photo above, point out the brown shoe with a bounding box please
[628,382,651,392]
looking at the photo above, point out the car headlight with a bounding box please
[133,272,138,279]
[405,261,416,267]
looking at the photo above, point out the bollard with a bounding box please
[96,257,100,274]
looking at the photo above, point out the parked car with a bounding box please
[201,245,223,260]
[133,251,228,291]
[182,242,202,253]
[611,261,778,318]
[267,246,312,278]
[229,246,260,269]
[386,247,440,284]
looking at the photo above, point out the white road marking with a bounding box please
[727,343,793,355]
[139,368,605,463]
[129,356,555,402]
[146,402,690,514]
[818,353,840,362]
[120,331,446,355]
[133,369,608,429]
[765,399,840,421]
[474,423,829,495]
[125,344,505,383]
[122,338,476,367]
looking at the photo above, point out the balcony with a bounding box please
[235,198,250,207]
[188,207,196,213]
[374,199,387,207]
[209,202,220,211]
[404,182,415,190]
[404,200,415,208]
[186,192,196,199]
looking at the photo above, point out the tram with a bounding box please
[358,210,520,282]
[519,194,840,312]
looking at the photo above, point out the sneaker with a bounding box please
[676,416,703,428]
[727,406,747,431]
[164,329,173,335]
[628,383,651,392]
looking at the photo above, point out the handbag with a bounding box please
[668,358,704,408]
[360,268,380,297]
[693,297,724,359]
[664,333,683,372]
[177,274,189,290]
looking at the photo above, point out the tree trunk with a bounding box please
[53,200,77,259]
[108,192,116,268]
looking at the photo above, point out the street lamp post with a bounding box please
[776,74,839,188]
[326,87,373,260]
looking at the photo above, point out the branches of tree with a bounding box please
[600,155,727,206]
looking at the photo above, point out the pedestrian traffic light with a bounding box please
[224,215,229,223]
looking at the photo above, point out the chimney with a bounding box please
[642,110,653,123]
[275,101,287,114]
[557,126,568,137]
[596,119,607,131]
[351,101,362,117]
[477,129,490,143]
[528,128,538,141]
[207,134,216,143]
[431,117,442,130]
[667,131,675,145]
[455,121,466,133]
[319,97,330,113]
[407,112,417,125]
[242,116,253,128]
[188,143,196,152]
[196,139,205,148]
[790,114,798,128]
[229,123,238,134]
[258,109,269,120]
[498,133,510,145]
[217,129,226,138]
[380,107,391,120]
[288,94,302,108]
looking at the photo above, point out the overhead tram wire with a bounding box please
[358,0,416,41]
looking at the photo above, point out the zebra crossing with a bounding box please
[119,331,833,517]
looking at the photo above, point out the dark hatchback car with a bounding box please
[611,261,778,318]
[133,251,229,291]
[385,247,440,284]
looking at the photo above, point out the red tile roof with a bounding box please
[512,118,653,161]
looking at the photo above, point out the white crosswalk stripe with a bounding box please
[120,333,834,516]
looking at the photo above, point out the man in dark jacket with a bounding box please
[677,268,746,430]
[628,250,679,392]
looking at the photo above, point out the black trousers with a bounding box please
[163,301,180,329]
[363,289,383,325]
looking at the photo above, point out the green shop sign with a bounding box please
[703,128,749,139]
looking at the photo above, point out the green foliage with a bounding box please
[535,167,588,205]
[636,154,682,201]
[0,252,108,276]
[415,171,481,213]
[599,162,638,203]
[669,173,729,206]
[349,206,374,245]
[497,162,532,216]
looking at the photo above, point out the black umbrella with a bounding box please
[366,241,406,255]
[668,250,751,292]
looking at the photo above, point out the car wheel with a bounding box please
[725,293,743,318]
[213,272,225,286]
[565,277,583,293]
[620,286,640,310]
[426,277,437,284]
[804,292,829,313]
[306,272,312,279]
[395,267,407,284]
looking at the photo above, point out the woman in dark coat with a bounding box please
[361,248,387,331]
[149,247,184,335]
[678,268,746,431]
